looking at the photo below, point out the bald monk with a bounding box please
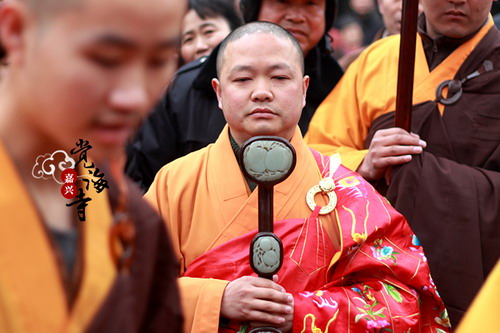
[305,0,500,327]
[0,0,184,331]
[146,22,450,333]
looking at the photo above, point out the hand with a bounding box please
[357,128,426,181]
[221,275,294,328]
[249,296,294,332]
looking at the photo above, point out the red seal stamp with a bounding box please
[61,183,77,199]
[61,168,77,184]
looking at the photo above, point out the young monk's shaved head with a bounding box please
[0,0,83,26]
[22,0,82,18]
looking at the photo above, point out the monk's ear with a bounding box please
[0,2,30,66]
[212,78,223,110]
[302,75,310,108]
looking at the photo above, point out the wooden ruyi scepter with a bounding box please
[239,136,297,333]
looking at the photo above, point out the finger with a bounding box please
[371,135,420,151]
[373,128,426,146]
[237,276,285,292]
[379,144,423,158]
[376,127,411,137]
[409,133,427,147]
[250,277,286,293]
[245,309,286,326]
[374,155,413,169]
[253,288,293,305]
[380,134,425,147]
[250,299,293,316]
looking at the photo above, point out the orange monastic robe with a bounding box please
[146,126,338,332]
[305,19,494,171]
[0,142,182,332]
[146,126,449,333]
[456,259,500,333]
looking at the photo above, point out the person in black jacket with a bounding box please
[126,0,344,191]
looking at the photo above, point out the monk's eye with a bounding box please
[86,49,125,69]
[234,77,251,83]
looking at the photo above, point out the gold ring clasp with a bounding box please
[306,177,337,215]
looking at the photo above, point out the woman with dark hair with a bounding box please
[180,0,242,64]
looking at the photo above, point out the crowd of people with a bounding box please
[0,0,498,332]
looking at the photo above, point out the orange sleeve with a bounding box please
[144,151,231,333]
[456,260,500,333]
[305,36,402,171]
[304,53,369,171]
[179,277,229,333]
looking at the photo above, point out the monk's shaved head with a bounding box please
[216,21,304,77]
[23,0,81,9]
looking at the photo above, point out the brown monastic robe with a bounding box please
[366,24,500,327]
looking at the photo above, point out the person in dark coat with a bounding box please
[126,0,344,191]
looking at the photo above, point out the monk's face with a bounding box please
[2,0,184,161]
[421,0,494,39]
[212,32,309,146]
[258,0,326,57]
